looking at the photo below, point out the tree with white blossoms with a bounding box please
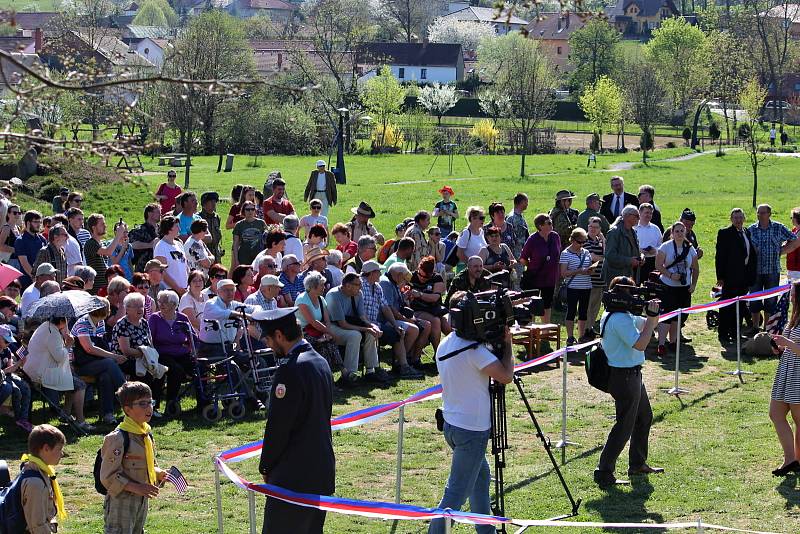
[418,83,458,126]
[427,17,496,51]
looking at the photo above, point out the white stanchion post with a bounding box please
[248,490,257,534]
[444,517,452,534]
[666,309,688,396]
[395,405,405,503]
[554,349,578,465]
[697,518,704,533]
[214,463,224,534]
[725,297,752,382]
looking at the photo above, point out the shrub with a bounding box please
[259,105,321,155]
[665,141,677,149]
[371,123,405,150]
[470,119,498,152]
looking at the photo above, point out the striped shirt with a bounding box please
[583,237,605,288]
[559,247,593,289]
[279,272,305,302]
[360,279,387,324]
[748,220,797,275]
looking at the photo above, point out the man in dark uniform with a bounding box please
[255,307,335,534]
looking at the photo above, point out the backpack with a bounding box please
[0,464,45,534]
[93,430,130,495]
[585,312,618,393]
[377,239,396,263]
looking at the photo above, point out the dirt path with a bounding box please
[605,148,737,171]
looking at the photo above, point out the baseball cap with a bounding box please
[35,263,57,277]
[260,274,284,288]
[361,260,381,274]
[0,324,16,344]
[217,278,235,290]
[59,187,69,195]
[316,160,326,167]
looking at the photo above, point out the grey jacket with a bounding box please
[602,221,640,284]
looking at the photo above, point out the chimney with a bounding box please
[565,11,570,28]
[34,28,42,53]
[557,15,562,31]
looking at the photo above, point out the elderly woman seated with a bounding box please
[109,292,160,411]
[71,298,126,425]
[296,271,342,370]
[149,290,193,415]
[104,276,132,337]
[23,317,94,432]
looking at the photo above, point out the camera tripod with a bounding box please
[489,372,581,533]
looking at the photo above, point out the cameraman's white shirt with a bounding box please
[436,332,497,432]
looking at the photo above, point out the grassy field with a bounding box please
[3,148,800,533]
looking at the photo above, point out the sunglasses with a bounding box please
[263,263,277,268]
[10,211,19,215]
[474,215,485,221]
[73,199,83,203]
[311,206,322,210]
[211,274,225,279]
[136,284,150,289]
[244,207,256,212]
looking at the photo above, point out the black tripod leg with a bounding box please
[513,376,581,517]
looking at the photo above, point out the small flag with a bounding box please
[165,466,188,495]
[766,292,791,334]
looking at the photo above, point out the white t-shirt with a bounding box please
[316,172,327,192]
[64,234,83,274]
[635,223,662,256]
[184,236,212,274]
[19,284,39,317]
[154,239,188,290]
[658,240,697,287]
[299,214,328,233]
[179,291,206,322]
[284,235,304,263]
[435,333,497,431]
[456,228,487,260]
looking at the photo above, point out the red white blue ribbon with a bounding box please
[215,283,792,530]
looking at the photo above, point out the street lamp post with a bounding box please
[335,107,348,184]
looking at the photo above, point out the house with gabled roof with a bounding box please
[604,0,680,37]
[441,6,528,35]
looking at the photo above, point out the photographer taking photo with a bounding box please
[594,276,663,489]
[428,291,515,534]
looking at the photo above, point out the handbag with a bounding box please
[554,249,588,312]
[443,239,460,267]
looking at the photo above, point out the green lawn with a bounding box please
[0,0,62,12]
[3,148,800,533]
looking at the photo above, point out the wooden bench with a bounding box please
[170,157,186,167]
[511,323,561,363]
[157,156,171,166]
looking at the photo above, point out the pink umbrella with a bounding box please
[0,263,23,289]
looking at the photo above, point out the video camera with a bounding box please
[450,283,544,354]
[602,281,665,316]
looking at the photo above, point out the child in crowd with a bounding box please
[1,323,31,432]
[100,382,166,534]
[299,199,328,239]
[4,279,21,300]
[433,186,458,236]
[20,424,68,534]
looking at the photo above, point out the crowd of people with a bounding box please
[2,166,800,437]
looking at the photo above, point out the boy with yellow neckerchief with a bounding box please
[20,424,67,534]
[99,382,166,534]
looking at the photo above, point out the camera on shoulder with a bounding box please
[602,281,664,316]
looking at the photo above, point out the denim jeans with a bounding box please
[75,358,126,417]
[7,375,30,420]
[749,272,781,314]
[428,423,494,534]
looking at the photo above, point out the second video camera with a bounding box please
[602,281,665,316]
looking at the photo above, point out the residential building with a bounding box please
[187,0,298,21]
[604,0,680,37]
[358,42,464,84]
[440,6,528,35]
[525,12,588,71]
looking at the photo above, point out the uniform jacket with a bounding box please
[577,208,609,235]
[304,170,337,205]
[259,341,335,495]
[20,463,57,534]
[444,268,492,306]
[716,225,757,288]
[100,429,158,497]
[549,205,579,249]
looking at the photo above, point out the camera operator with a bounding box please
[594,276,663,489]
[428,291,515,534]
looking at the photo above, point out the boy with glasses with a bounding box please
[100,381,167,534]
[299,199,329,239]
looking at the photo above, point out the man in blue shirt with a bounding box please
[595,276,662,489]
[177,191,202,241]
[14,210,47,289]
[747,204,799,329]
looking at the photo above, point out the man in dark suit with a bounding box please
[715,208,757,345]
[257,308,335,534]
[303,160,337,218]
[601,175,639,224]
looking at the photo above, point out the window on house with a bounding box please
[794,82,800,92]
[421,68,427,80]
[557,46,562,55]
[398,67,405,79]
[144,47,149,55]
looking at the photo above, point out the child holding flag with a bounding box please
[20,424,68,534]
[100,382,166,534]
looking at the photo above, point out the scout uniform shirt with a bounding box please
[20,463,58,534]
[99,430,157,496]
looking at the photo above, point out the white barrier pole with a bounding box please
[248,490,257,534]
[726,297,752,382]
[395,405,405,503]
[444,517,452,534]
[214,463,224,534]
[554,348,578,464]
[667,309,688,396]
